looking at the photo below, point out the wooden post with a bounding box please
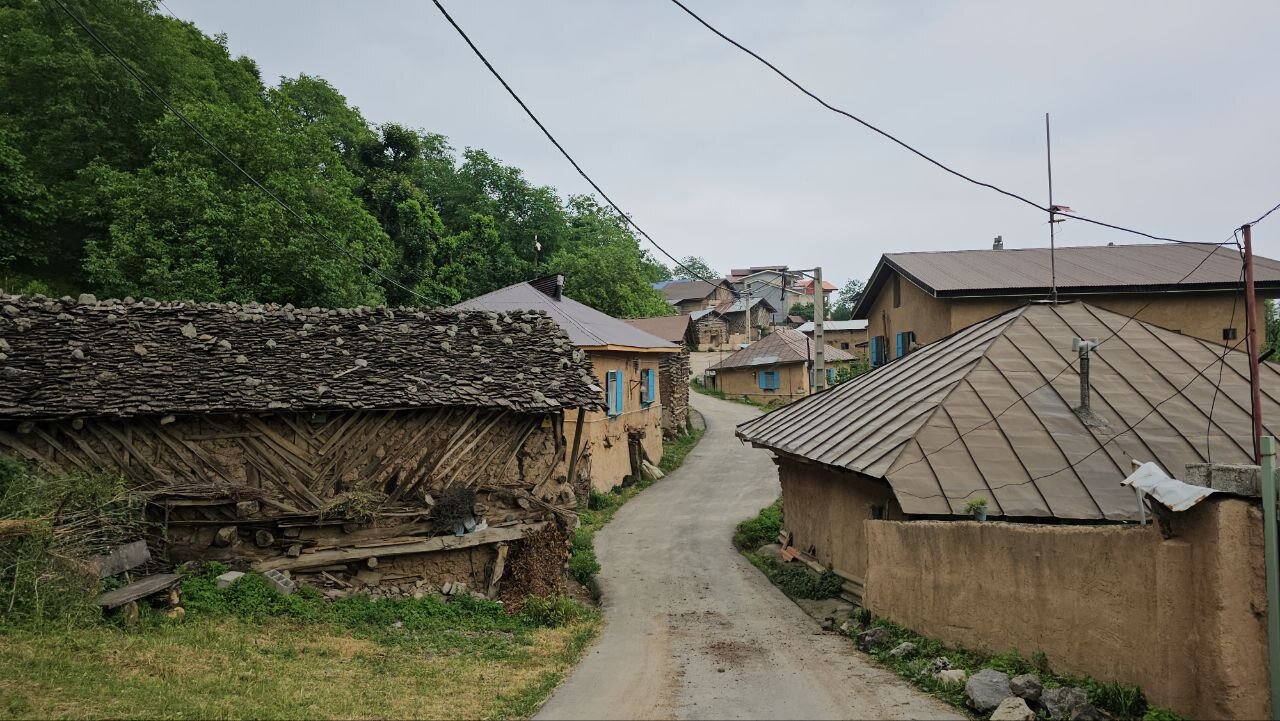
[1245,224,1263,464]
[565,407,586,490]
[813,266,826,391]
[1260,435,1280,719]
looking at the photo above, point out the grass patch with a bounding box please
[744,553,843,599]
[658,427,704,475]
[0,562,601,719]
[690,380,788,413]
[733,498,782,550]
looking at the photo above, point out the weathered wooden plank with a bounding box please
[86,540,151,579]
[97,573,180,608]
[253,523,546,572]
[487,542,509,599]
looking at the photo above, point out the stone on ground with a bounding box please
[215,570,245,589]
[888,641,916,658]
[935,669,968,685]
[755,542,783,558]
[1009,673,1043,701]
[925,656,952,675]
[989,697,1035,721]
[856,627,892,652]
[1042,686,1090,720]
[965,669,1013,713]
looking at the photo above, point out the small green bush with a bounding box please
[1142,707,1184,721]
[734,499,783,550]
[1087,680,1147,719]
[520,595,592,628]
[567,541,600,586]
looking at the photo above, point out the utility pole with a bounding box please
[813,266,826,391]
[743,282,752,343]
[1244,223,1263,463]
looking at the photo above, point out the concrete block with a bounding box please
[1184,463,1260,497]
[215,570,245,589]
[263,568,296,595]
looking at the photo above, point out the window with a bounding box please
[640,368,655,407]
[758,370,780,390]
[1223,327,1238,341]
[606,370,624,417]
[894,331,915,358]
[870,504,886,520]
[892,274,901,308]
[840,342,850,350]
[827,368,835,384]
[870,335,888,367]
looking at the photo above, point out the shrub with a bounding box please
[1087,680,1147,719]
[567,534,600,587]
[0,459,148,628]
[520,595,592,628]
[734,499,783,550]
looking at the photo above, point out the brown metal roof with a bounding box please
[738,301,1280,521]
[654,279,726,304]
[623,315,691,344]
[709,328,854,370]
[853,243,1280,319]
[0,293,604,420]
[452,281,679,352]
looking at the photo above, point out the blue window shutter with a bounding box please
[614,371,624,414]
[758,372,767,390]
[870,337,881,367]
[895,332,904,358]
[770,371,780,390]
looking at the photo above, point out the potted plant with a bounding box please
[964,496,989,522]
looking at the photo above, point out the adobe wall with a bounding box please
[862,270,952,357]
[863,499,1268,720]
[566,350,665,491]
[947,291,1265,348]
[691,315,731,351]
[715,362,809,404]
[658,350,691,437]
[777,459,903,579]
[809,328,866,357]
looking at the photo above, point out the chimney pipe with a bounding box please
[1073,337,1099,411]
[993,235,1004,250]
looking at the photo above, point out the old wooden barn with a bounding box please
[0,292,602,600]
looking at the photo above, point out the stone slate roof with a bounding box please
[0,293,603,420]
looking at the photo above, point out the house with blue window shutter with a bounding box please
[453,275,681,491]
[705,327,854,405]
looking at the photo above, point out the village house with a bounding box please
[454,275,680,491]
[0,292,602,602]
[683,309,732,350]
[706,327,854,404]
[620,315,693,438]
[652,278,735,314]
[795,319,868,359]
[793,277,836,307]
[738,301,1278,719]
[727,266,806,325]
[713,296,777,346]
[853,242,1280,367]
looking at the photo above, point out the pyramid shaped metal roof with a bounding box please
[738,301,1280,521]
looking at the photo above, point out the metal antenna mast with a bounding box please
[1046,112,1058,303]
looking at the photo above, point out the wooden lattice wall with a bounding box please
[0,408,562,509]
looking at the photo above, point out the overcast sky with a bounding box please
[164,0,1280,287]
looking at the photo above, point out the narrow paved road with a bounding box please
[535,393,960,720]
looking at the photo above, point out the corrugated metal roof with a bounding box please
[714,297,776,315]
[452,282,679,352]
[853,243,1280,319]
[738,301,1280,521]
[795,320,868,333]
[709,328,855,370]
[653,279,724,303]
[623,315,691,344]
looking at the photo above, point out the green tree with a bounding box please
[673,255,719,281]
[788,302,814,322]
[831,279,864,320]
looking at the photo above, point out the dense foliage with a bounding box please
[0,0,673,317]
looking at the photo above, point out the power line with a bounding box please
[47,0,434,306]
[666,0,1217,246]
[429,0,729,292]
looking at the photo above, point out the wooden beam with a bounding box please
[252,522,546,572]
[97,573,180,608]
